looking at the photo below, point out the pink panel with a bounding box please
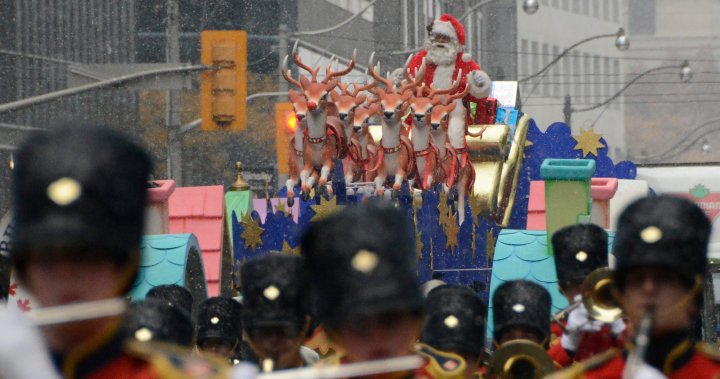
[206,282,220,297]
[202,251,221,282]
[252,198,300,223]
[181,219,223,251]
[590,177,619,201]
[527,181,546,211]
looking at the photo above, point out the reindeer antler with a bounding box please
[281,55,303,89]
[367,52,394,90]
[351,80,376,97]
[443,70,470,104]
[291,41,320,82]
[326,49,356,81]
[428,69,462,98]
[399,58,426,94]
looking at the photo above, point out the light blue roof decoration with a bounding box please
[487,228,615,338]
[130,234,207,311]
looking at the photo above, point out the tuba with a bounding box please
[488,339,555,379]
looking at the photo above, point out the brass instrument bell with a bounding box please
[488,339,555,379]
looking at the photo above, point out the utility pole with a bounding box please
[166,0,183,185]
[277,24,289,101]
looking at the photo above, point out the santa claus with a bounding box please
[407,14,492,150]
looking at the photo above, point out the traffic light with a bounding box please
[200,30,247,131]
[275,102,296,175]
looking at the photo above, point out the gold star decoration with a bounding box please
[281,240,300,256]
[572,127,604,157]
[524,138,534,148]
[416,231,424,261]
[241,213,264,250]
[438,191,450,227]
[469,193,483,227]
[310,195,345,222]
[444,212,459,251]
[486,230,497,267]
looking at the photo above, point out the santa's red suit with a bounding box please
[406,14,492,151]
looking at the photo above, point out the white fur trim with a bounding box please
[432,20,458,42]
[462,53,472,62]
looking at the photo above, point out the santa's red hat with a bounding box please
[431,14,466,45]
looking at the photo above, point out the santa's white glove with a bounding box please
[0,305,61,379]
[469,70,486,88]
[467,70,491,98]
[560,301,604,352]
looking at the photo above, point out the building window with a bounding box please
[531,41,539,78]
[612,0,620,23]
[572,0,580,13]
[613,59,620,109]
[604,57,611,100]
[521,39,529,77]
[629,0,656,35]
[602,0,610,21]
[552,45,560,98]
[593,55,601,98]
[592,0,599,18]
[541,43,549,95]
[584,53,591,101]
[581,1,589,16]
[573,52,581,98]
[562,0,569,11]
[552,0,559,8]
[325,0,374,22]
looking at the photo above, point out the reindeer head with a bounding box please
[428,81,470,130]
[429,102,456,131]
[282,45,356,113]
[329,81,375,121]
[352,103,381,133]
[407,68,462,126]
[367,53,425,123]
[288,89,308,122]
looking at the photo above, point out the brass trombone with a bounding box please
[487,339,555,379]
[551,267,622,329]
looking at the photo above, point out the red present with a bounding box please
[471,97,498,125]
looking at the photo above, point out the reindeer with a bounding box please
[367,54,425,196]
[281,45,356,197]
[345,102,380,187]
[405,71,464,191]
[429,101,458,191]
[434,83,474,225]
[284,89,309,204]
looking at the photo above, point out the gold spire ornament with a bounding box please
[241,213,264,250]
[437,191,450,227]
[229,161,250,191]
[444,212,459,251]
[572,127,604,157]
[469,192,483,227]
[310,195,345,222]
[486,230,497,267]
[416,231,424,261]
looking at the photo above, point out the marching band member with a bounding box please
[240,253,319,370]
[122,298,194,347]
[493,280,552,347]
[301,205,466,378]
[548,196,720,378]
[7,126,228,378]
[196,297,243,362]
[548,224,625,366]
[420,285,487,379]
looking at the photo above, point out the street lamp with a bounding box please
[520,28,629,84]
[563,60,692,126]
[460,0,540,21]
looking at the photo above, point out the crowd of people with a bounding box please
[2,123,720,378]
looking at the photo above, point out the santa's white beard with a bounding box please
[424,40,458,66]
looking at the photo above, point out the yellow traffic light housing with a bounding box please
[201,30,247,131]
[275,102,296,175]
